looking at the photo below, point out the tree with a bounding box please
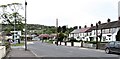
[116,29,120,41]
[58,32,65,41]
[68,27,74,33]
[57,26,62,33]
[9,12,24,31]
[96,23,99,49]
[0,3,24,44]
[62,26,67,33]
[0,3,24,32]
[0,5,14,32]
[73,26,78,29]
[7,3,24,31]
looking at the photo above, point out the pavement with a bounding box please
[2,41,120,59]
[3,46,37,59]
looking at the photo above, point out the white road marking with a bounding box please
[79,48,104,52]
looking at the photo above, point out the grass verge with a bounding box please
[11,42,24,46]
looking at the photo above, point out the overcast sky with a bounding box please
[0,0,120,27]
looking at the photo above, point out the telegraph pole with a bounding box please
[96,23,99,49]
[56,18,58,46]
[25,0,27,50]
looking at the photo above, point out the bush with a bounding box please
[67,37,79,42]
[5,42,11,51]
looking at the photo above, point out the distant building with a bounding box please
[69,27,92,41]
[10,31,21,40]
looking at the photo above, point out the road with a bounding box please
[28,41,120,59]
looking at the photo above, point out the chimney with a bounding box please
[98,21,101,25]
[84,25,87,28]
[91,24,93,27]
[79,26,81,29]
[107,18,111,23]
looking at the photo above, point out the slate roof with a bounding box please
[71,27,91,34]
[71,20,120,34]
[102,21,118,29]
[91,23,107,30]
[91,20,120,30]
[86,26,96,32]
[110,20,120,28]
[71,29,81,34]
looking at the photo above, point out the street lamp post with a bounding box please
[25,0,27,50]
[56,18,58,46]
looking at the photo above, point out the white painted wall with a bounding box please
[0,46,6,59]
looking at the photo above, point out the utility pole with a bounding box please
[96,23,99,49]
[25,0,27,50]
[56,18,58,46]
[100,29,102,42]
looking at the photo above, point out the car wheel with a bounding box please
[105,48,111,54]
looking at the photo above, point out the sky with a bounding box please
[0,0,120,27]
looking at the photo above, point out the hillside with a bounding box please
[0,24,56,34]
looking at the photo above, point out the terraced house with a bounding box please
[69,19,120,42]
[69,26,93,41]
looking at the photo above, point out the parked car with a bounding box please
[105,41,120,54]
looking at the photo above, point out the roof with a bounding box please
[71,29,81,34]
[91,23,107,30]
[111,20,120,28]
[71,27,91,34]
[71,20,120,33]
[39,34,50,38]
[86,26,96,32]
[91,20,120,30]
[102,21,118,29]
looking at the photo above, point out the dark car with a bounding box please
[105,41,120,54]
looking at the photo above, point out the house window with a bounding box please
[86,33,88,36]
[90,33,92,36]
[94,30,95,35]
[83,33,84,36]
[109,29,111,33]
[103,36,106,41]
[89,37,94,41]
[103,29,105,34]
[86,38,88,41]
